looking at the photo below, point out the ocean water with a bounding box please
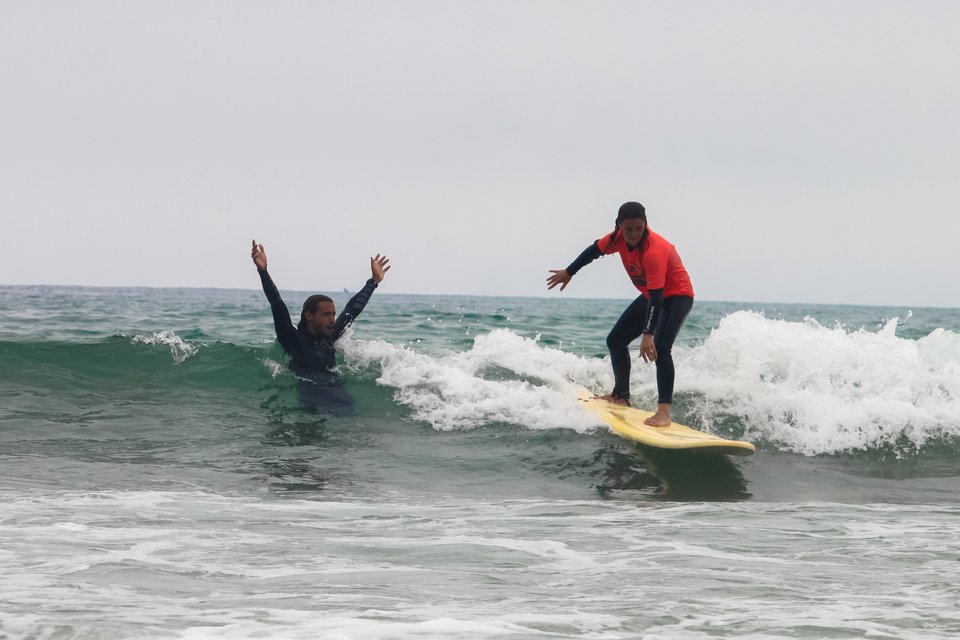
[2,284,959,639]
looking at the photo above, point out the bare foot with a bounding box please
[644,403,672,427]
[595,393,630,407]
[643,413,672,427]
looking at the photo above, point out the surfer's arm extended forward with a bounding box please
[547,242,603,291]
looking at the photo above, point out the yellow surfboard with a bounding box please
[578,389,755,456]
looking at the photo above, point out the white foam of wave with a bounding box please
[261,357,287,378]
[4,492,958,639]
[345,313,960,455]
[131,330,198,364]
[344,328,608,432]
[682,311,960,455]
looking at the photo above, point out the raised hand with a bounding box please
[251,239,268,271]
[370,254,391,283]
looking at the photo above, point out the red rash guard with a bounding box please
[596,227,695,298]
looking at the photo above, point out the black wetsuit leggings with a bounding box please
[606,295,694,404]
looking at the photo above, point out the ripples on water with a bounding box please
[2,285,959,638]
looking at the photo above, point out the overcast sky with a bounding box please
[2,1,958,307]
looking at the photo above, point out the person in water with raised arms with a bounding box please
[251,239,390,381]
[546,202,694,427]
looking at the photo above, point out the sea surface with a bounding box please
[2,284,959,639]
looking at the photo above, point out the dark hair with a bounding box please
[298,294,334,331]
[605,201,649,254]
[615,201,647,226]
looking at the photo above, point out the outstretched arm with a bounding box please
[331,254,391,340]
[547,242,603,292]
[251,239,299,354]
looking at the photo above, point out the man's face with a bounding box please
[306,302,337,335]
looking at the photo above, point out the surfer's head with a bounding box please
[615,201,648,248]
[298,294,336,336]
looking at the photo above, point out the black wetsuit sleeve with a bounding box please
[643,288,664,334]
[331,278,379,341]
[565,242,603,276]
[258,269,300,355]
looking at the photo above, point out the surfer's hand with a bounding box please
[546,269,571,291]
[251,239,268,271]
[371,254,391,283]
[640,334,657,362]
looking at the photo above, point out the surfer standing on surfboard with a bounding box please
[251,240,390,413]
[546,202,694,427]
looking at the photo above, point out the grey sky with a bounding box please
[3,1,958,307]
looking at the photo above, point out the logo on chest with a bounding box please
[624,262,647,287]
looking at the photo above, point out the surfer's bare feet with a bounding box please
[596,393,630,407]
[644,403,672,427]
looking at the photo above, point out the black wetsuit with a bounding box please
[258,268,377,413]
[604,294,693,404]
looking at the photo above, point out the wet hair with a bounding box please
[298,294,334,331]
[604,201,649,254]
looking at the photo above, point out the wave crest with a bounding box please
[130,331,199,364]
[683,311,960,455]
